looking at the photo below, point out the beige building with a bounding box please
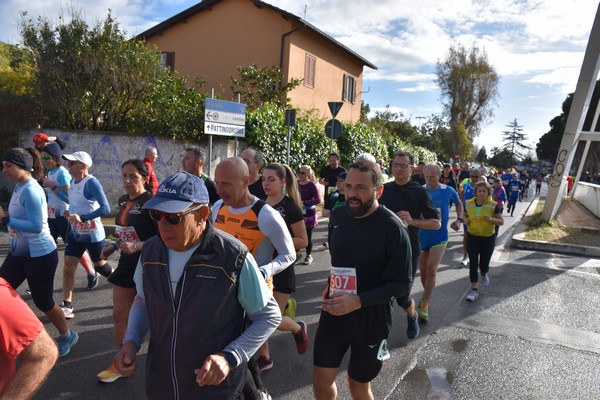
[138,0,377,123]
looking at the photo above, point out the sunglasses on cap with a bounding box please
[149,204,204,225]
[42,155,53,160]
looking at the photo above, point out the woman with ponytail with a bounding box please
[258,163,309,365]
[0,147,78,357]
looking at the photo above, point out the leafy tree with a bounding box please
[417,114,453,161]
[230,64,302,111]
[128,74,207,140]
[475,146,487,163]
[0,42,37,149]
[360,100,370,123]
[487,148,513,169]
[0,42,34,96]
[435,44,500,158]
[365,106,418,145]
[20,11,164,131]
[502,118,530,164]
[536,83,599,173]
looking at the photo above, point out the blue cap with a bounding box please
[142,172,209,213]
[41,142,62,161]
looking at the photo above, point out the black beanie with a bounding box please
[3,148,33,172]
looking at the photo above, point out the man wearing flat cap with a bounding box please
[114,172,281,400]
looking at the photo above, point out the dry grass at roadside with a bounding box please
[524,202,599,247]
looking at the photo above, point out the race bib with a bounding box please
[73,220,97,236]
[48,205,56,219]
[115,225,140,242]
[329,266,357,295]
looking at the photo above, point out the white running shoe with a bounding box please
[465,289,479,302]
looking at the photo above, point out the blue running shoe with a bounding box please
[57,329,79,357]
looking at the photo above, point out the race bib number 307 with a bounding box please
[329,267,357,295]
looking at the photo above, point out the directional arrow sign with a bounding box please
[328,102,343,118]
[204,98,247,137]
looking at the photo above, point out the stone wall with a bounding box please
[5,129,246,214]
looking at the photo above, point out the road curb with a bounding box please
[511,198,600,258]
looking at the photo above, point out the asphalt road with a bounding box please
[6,183,599,399]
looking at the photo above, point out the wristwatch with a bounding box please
[222,351,238,369]
[457,217,463,222]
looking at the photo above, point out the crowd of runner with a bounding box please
[1,135,534,399]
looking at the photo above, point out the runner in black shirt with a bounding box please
[379,151,440,340]
[313,160,412,400]
[318,152,346,198]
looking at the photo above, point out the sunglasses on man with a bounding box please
[149,204,204,225]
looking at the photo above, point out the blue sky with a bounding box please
[1,0,597,157]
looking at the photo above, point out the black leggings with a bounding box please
[306,225,314,255]
[242,356,266,400]
[467,233,495,283]
[0,250,59,312]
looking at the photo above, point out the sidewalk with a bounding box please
[512,196,600,257]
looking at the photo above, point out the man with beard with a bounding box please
[313,160,413,400]
[378,151,439,340]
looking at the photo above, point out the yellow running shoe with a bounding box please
[283,298,297,320]
[97,363,123,383]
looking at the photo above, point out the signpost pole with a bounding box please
[330,126,334,153]
[207,88,214,176]
[235,92,241,155]
[287,125,292,164]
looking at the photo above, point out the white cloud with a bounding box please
[397,82,438,93]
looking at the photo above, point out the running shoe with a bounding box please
[406,308,420,340]
[481,274,490,287]
[465,289,479,302]
[258,390,272,400]
[303,255,313,265]
[256,355,273,371]
[60,301,75,319]
[97,363,124,383]
[293,321,309,354]
[87,271,99,290]
[418,301,429,322]
[57,329,79,357]
[283,298,297,320]
[460,254,469,266]
[322,242,329,248]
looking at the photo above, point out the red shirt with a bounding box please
[0,278,43,395]
[144,158,159,195]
